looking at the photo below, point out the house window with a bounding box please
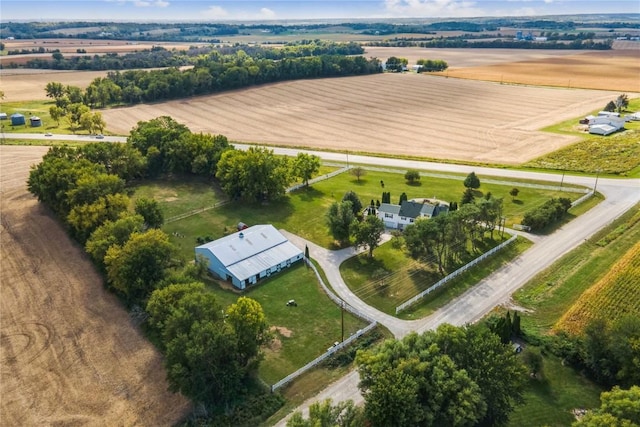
[385,213,393,218]
[410,218,414,223]
[401,217,406,220]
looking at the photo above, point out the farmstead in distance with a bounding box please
[195,224,304,290]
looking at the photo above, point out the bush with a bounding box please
[522,198,572,231]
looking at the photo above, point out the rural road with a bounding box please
[4,133,639,424]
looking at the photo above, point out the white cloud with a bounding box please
[384,0,483,18]
[107,0,169,8]
[203,5,229,18]
[259,7,276,19]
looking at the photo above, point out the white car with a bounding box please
[96,134,104,139]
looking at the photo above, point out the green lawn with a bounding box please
[197,263,368,386]
[513,203,640,338]
[508,351,603,427]
[0,100,106,135]
[158,168,585,261]
[340,236,533,317]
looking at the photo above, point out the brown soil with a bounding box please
[0,145,191,426]
[101,73,627,164]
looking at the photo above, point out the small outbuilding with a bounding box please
[10,113,25,126]
[195,224,304,290]
[0,113,7,120]
[30,116,42,127]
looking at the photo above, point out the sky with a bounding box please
[1,0,638,22]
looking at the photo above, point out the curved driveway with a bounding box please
[273,151,640,426]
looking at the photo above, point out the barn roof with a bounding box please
[196,224,302,281]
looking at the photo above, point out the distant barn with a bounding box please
[195,224,304,290]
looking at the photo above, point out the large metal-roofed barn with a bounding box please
[195,224,303,290]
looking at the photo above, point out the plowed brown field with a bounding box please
[102,73,625,164]
[0,145,190,426]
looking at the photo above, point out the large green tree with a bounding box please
[326,200,356,244]
[292,152,321,187]
[85,214,145,271]
[67,193,130,243]
[464,171,481,189]
[226,296,271,368]
[216,147,290,202]
[352,215,385,258]
[104,228,175,303]
[357,324,526,427]
[134,197,164,229]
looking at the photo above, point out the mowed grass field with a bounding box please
[99,74,625,165]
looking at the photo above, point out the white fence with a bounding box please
[287,166,350,193]
[270,258,377,392]
[395,234,518,314]
[270,321,377,392]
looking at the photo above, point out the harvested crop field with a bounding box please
[101,73,626,164]
[436,49,640,92]
[0,145,190,426]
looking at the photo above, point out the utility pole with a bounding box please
[341,300,345,342]
[594,169,601,194]
[346,150,349,168]
[560,171,565,189]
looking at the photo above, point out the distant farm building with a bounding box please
[588,115,625,136]
[30,116,42,127]
[10,113,25,126]
[0,113,7,120]
[195,224,304,290]
[377,199,449,230]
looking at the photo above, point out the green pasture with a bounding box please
[341,236,532,316]
[513,203,640,338]
[508,351,602,427]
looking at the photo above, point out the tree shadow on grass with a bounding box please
[293,186,325,202]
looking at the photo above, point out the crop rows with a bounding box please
[101,73,620,164]
[555,241,640,335]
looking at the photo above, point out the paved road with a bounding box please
[2,132,127,143]
[5,133,639,424]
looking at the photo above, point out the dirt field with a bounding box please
[101,73,625,164]
[0,145,191,426]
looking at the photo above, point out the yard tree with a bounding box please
[49,105,65,126]
[326,200,355,244]
[464,171,481,189]
[226,296,271,368]
[573,386,640,427]
[66,172,125,207]
[405,169,421,184]
[357,329,487,427]
[352,215,385,258]
[292,152,321,186]
[604,100,616,112]
[134,197,164,229]
[104,228,175,304]
[615,94,629,113]
[85,214,145,271]
[385,56,408,72]
[432,323,528,426]
[342,190,363,216]
[350,166,366,182]
[216,147,290,202]
[66,103,90,132]
[45,81,65,101]
[509,187,520,201]
[477,195,503,239]
[399,192,408,204]
[287,398,365,427]
[65,85,84,104]
[128,116,191,171]
[461,187,475,205]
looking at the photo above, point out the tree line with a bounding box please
[368,38,612,50]
[42,48,380,107]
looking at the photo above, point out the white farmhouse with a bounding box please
[377,199,449,230]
